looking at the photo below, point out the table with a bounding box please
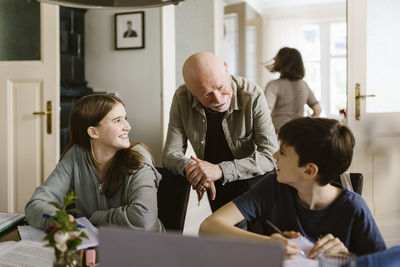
[0,221,24,242]
[0,221,92,266]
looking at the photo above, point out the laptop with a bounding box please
[99,227,284,267]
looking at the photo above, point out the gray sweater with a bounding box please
[265,78,319,132]
[25,144,164,232]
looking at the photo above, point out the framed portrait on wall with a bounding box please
[115,11,145,50]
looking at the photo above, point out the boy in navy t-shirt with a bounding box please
[199,117,386,259]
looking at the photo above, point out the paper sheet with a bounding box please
[0,241,16,250]
[18,225,46,243]
[0,240,54,267]
[18,217,99,250]
[283,236,318,267]
[75,216,99,249]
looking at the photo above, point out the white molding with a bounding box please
[6,80,14,212]
[160,5,176,149]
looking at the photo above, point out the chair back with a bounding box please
[156,167,191,232]
[334,172,363,195]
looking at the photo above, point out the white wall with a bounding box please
[160,6,176,149]
[175,0,224,87]
[174,0,224,236]
[85,8,164,164]
[84,0,223,167]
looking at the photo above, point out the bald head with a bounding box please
[183,52,227,87]
[182,52,233,112]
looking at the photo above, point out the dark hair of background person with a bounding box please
[61,93,146,197]
[278,117,355,186]
[266,47,305,80]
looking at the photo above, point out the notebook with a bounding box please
[17,217,99,250]
[99,227,284,267]
[0,212,25,233]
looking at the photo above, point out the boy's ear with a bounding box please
[87,126,99,139]
[303,163,318,180]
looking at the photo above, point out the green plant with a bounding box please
[43,191,87,264]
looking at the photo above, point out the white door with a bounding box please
[0,3,59,213]
[347,0,400,247]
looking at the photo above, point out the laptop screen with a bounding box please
[99,227,284,267]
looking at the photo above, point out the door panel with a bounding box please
[347,0,400,246]
[365,0,400,113]
[0,3,59,212]
[13,81,43,212]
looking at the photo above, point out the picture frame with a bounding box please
[115,11,145,50]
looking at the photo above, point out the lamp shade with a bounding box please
[36,0,185,9]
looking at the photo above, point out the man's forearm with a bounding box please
[218,152,275,184]
[162,152,191,177]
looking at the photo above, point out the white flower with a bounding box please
[69,230,82,239]
[54,230,69,243]
[55,241,68,253]
[54,231,69,252]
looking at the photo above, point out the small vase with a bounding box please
[53,250,82,267]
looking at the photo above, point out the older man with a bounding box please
[162,52,278,212]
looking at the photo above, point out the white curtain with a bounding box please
[261,16,305,88]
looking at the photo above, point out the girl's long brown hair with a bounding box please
[266,47,305,80]
[61,93,147,197]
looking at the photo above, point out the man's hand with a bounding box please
[270,231,302,259]
[308,234,349,259]
[185,156,223,190]
[185,156,222,201]
[196,181,217,201]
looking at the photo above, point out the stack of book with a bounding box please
[0,212,25,233]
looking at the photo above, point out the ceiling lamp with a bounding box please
[36,0,185,9]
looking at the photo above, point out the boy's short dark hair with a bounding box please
[278,117,355,186]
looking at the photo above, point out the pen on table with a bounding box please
[42,213,52,219]
[42,213,85,229]
[264,219,306,257]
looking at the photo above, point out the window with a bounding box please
[301,22,346,118]
[246,25,257,84]
[224,13,239,76]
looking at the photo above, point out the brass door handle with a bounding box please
[356,94,376,99]
[33,111,50,115]
[32,100,52,134]
[355,83,375,120]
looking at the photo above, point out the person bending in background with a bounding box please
[265,47,321,133]
[25,94,164,232]
[162,52,278,215]
[200,117,386,258]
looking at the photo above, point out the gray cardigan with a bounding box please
[25,144,164,232]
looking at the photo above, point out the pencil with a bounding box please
[265,219,283,234]
[264,219,306,257]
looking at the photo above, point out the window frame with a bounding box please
[301,18,347,118]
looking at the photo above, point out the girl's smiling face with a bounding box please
[94,102,131,152]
